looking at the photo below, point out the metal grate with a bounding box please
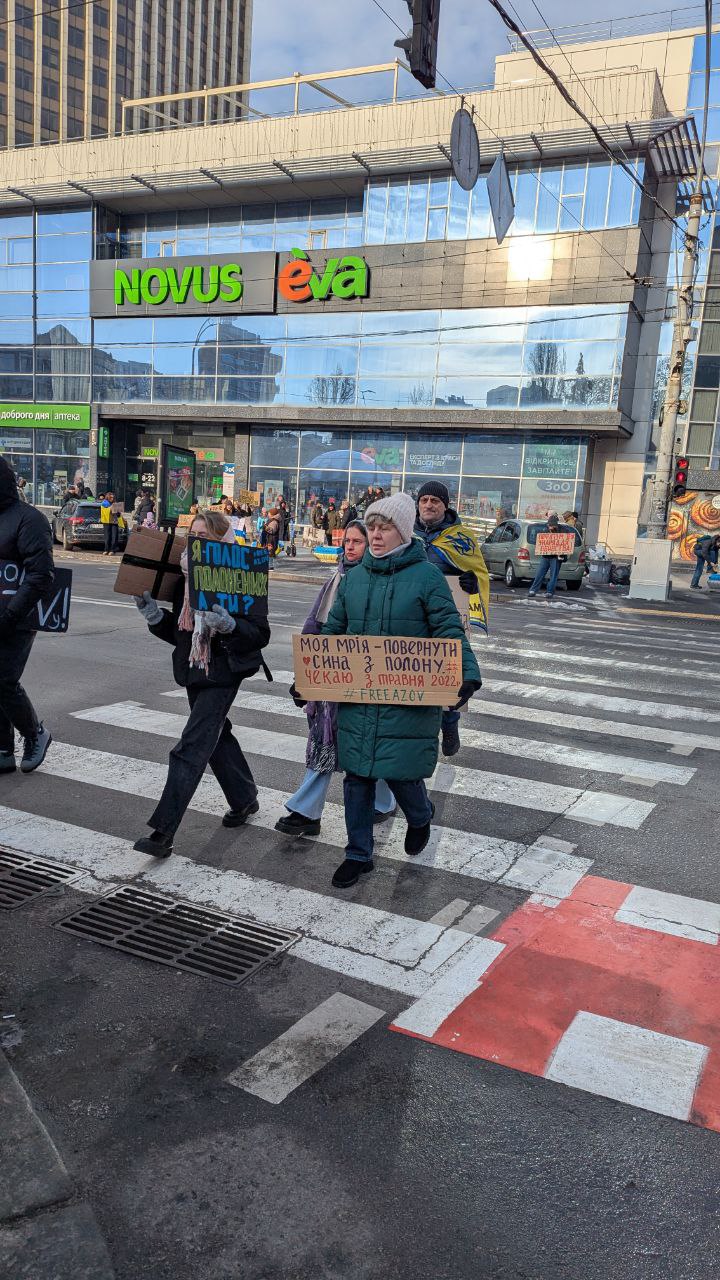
[55,887,299,986]
[0,848,78,909]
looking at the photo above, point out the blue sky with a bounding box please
[250,0,649,98]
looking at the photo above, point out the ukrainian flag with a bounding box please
[431,526,490,635]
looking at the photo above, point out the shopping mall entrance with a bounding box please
[102,421,230,508]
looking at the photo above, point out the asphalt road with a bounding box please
[2,559,720,1280]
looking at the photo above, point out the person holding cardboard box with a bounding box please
[131,508,269,858]
[528,512,565,600]
[321,492,481,889]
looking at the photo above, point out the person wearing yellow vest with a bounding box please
[413,480,490,757]
[100,492,124,556]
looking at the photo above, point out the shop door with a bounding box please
[195,460,224,506]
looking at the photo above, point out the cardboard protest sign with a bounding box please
[187,537,269,622]
[293,634,462,707]
[238,489,260,508]
[114,528,184,602]
[535,531,576,557]
[449,578,470,633]
[176,514,193,529]
[0,560,72,633]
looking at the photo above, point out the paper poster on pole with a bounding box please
[535,532,576,557]
[293,634,462,706]
[187,537,269,623]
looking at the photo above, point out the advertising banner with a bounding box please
[0,403,90,431]
[292,634,462,706]
[160,444,196,522]
[187,538,269,624]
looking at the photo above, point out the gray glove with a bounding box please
[201,604,236,635]
[133,590,164,626]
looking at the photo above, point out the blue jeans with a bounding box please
[343,773,433,863]
[287,768,395,822]
[691,553,715,587]
[529,556,561,596]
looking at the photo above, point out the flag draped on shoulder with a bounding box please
[431,526,490,634]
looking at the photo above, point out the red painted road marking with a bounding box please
[392,876,720,1131]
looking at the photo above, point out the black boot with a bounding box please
[404,803,435,856]
[441,722,461,757]
[222,799,260,828]
[331,858,374,888]
[134,830,173,858]
[275,811,321,836]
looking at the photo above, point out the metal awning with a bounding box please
[647,116,702,180]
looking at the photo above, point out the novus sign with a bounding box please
[90,249,370,318]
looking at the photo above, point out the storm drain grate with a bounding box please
[55,886,300,986]
[0,848,78,910]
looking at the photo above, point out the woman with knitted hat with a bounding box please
[322,491,482,888]
[132,508,269,857]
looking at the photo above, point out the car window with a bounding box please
[483,528,500,545]
[61,502,76,516]
[498,525,515,543]
[78,504,102,519]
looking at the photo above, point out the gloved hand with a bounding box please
[133,590,163,626]
[451,678,482,711]
[289,681,307,709]
[458,570,478,594]
[201,604,236,635]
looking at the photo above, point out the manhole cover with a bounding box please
[0,848,77,910]
[55,887,299,986]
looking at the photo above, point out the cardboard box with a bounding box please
[113,528,186,602]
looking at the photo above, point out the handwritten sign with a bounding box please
[535,532,576,557]
[0,560,72,633]
[293,634,462,706]
[187,537,268,622]
[176,513,193,529]
[238,489,260,508]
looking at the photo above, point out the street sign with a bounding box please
[487,150,514,244]
[450,107,480,191]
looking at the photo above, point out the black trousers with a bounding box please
[149,682,257,837]
[103,523,119,553]
[0,631,40,754]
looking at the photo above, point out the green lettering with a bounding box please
[114,268,140,305]
[140,268,169,305]
[309,258,339,301]
[192,264,220,303]
[219,262,243,303]
[331,255,369,300]
[167,265,194,304]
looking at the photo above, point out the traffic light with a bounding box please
[672,454,689,498]
[394,0,442,89]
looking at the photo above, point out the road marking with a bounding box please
[429,899,471,927]
[72,702,654,829]
[480,658,720,701]
[483,640,718,677]
[545,1011,709,1122]
[73,595,136,610]
[40,740,591,896]
[455,904,500,934]
[474,678,720,724]
[525,621,720,652]
[226,993,384,1104]
[469,697,720,754]
[0,804,472,996]
[391,937,504,1037]
[615,886,720,945]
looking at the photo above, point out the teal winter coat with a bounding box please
[322,539,481,780]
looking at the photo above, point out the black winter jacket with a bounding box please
[148,578,270,688]
[0,492,54,634]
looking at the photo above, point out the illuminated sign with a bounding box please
[277,249,369,303]
[0,403,90,430]
[114,263,243,307]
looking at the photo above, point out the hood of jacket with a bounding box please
[0,465,20,513]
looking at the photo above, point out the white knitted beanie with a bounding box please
[364,492,416,545]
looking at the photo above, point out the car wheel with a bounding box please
[504,561,519,588]
[566,578,582,591]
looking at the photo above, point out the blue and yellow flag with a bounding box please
[431,525,490,634]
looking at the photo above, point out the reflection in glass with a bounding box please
[250,432,300,468]
[462,436,523,476]
[299,430,352,466]
[459,477,519,521]
[216,377,281,404]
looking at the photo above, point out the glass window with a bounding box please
[284,344,357,378]
[36,291,89,316]
[36,317,91,344]
[36,233,92,262]
[297,469,349,517]
[152,344,201,375]
[359,344,436,377]
[459,477,519,521]
[434,376,520,409]
[0,294,32,317]
[289,312,361,339]
[152,376,215,403]
[386,181,408,243]
[286,374,357,408]
[36,347,90,375]
[93,346,153,373]
[441,307,525,343]
[217,345,284,377]
[469,179,491,239]
[218,316,286,344]
[463,436,523,476]
[523,440,579,477]
[248,466,297,514]
[406,176,429,241]
[427,206,447,240]
[37,208,91,234]
[364,182,388,244]
[437,343,523,376]
[356,378,425,408]
[559,194,583,232]
[299,430,352,467]
[94,375,151,401]
[0,427,32,451]
[584,162,610,229]
[94,318,153,344]
[512,169,537,235]
[0,375,33,398]
[7,238,32,264]
[0,214,33,237]
[35,375,90,402]
[362,310,438,340]
[448,181,470,239]
[36,262,89,291]
[607,163,636,226]
[406,474,459,505]
[535,166,561,233]
[350,434,405,473]
[0,319,33,344]
[216,377,281,404]
[519,476,576,520]
[250,431,300,467]
[0,266,32,291]
[350,471,403,503]
[406,435,462,473]
[35,429,89,455]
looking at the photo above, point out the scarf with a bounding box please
[179,526,237,675]
[370,538,412,560]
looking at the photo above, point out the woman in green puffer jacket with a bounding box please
[322,491,481,889]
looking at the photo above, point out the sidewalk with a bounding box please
[0,1049,115,1278]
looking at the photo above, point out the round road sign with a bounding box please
[450,107,480,191]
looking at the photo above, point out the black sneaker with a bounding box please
[134,831,173,858]
[20,724,52,773]
[404,803,435,856]
[222,799,260,828]
[0,750,16,774]
[275,811,321,836]
[331,858,374,888]
[441,722,461,757]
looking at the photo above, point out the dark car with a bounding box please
[51,500,128,551]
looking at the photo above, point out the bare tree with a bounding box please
[408,382,432,407]
[307,365,356,406]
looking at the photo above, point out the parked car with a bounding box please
[51,500,128,551]
[482,518,586,590]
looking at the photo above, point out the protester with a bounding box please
[322,492,481,888]
[277,520,396,836]
[528,512,564,600]
[222,497,243,532]
[340,498,357,529]
[691,533,720,589]
[16,476,28,503]
[0,458,54,774]
[256,507,268,538]
[133,489,155,529]
[310,501,328,545]
[100,491,123,555]
[414,480,490,756]
[356,486,375,515]
[61,482,79,505]
[132,509,269,856]
[277,498,289,542]
[326,499,342,536]
[563,510,585,539]
[264,508,281,559]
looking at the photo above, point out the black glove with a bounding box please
[458,571,478,594]
[289,682,307,709]
[451,679,482,711]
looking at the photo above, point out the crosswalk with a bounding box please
[7,600,720,1118]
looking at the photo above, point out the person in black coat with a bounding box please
[0,457,54,773]
[132,509,270,857]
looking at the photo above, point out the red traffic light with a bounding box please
[673,455,690,498]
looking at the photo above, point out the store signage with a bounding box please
[90,252,276,318]
[194,449,223,462]
[277,249,369,303]
[0,403,90,431]
[141,446,160,458]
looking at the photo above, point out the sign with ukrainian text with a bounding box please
[292,634,462,707]
[535,532,576,557]
[0,403,90,431]
[188,537,269,624]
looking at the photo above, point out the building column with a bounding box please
[87,406,101,495]
[230,426,250,499]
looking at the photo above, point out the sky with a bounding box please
[249,0,662,100]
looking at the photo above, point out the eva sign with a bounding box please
[278,249,369,303]
[0,560,72,633]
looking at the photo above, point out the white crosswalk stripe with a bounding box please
[71,701,656,828]
[482,640,718,676]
